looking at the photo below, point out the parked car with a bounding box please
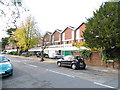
[0,55,13,77]
[49,53,64,59]
[22,51,33,56]
[0,51,7,54]
[57,55,86,70]
[36,52,49,58]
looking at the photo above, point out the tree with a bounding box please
[0,0,29,33]
[10,16,40,51]
[84,2,120,62]
[1,37,9,50]
[40,36,49,61]
[0,0,29,50]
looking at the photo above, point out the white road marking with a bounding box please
[46,69,75,78]
[94,82,116,88]
[24,63,38,68]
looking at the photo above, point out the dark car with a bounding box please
[57,55,86,70]
[0,55,13,77]
[36,52,49,58]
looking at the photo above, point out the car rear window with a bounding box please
[74,56,81,59]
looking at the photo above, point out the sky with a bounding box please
[23,0,108,35]
[0,0,108,41]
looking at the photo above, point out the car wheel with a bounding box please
[72,64,76,70]
[10,73,13,76]
[9,71,13,76]
[82,64,86,69]
[80,63,86,69]
[57,62,61,67]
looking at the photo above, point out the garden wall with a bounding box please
[73,51,120,69]
[84,52,120,69]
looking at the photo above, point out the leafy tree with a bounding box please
[84,2,120,62]
[72,42,87,48]
[6,28,16,37]
[0,0,29,50]
[1,37,9,49]
[10,16,40,51]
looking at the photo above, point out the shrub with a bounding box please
[24,54,30,57]
[8,52,14,55]
[79,49,92,59]
[100,47,120,62]
[13,52,19,55]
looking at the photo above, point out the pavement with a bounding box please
[5,54,119,74]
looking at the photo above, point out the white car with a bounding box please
[49,53,64,59]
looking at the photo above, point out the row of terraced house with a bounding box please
[36,23,86,56]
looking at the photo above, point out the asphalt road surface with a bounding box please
[1,55,118,89]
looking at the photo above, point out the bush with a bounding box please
[79,49,92,59]
[8,51,19,55]
[100,47,120,62]
[24,54,30,57]
[8,52,14,55]
[13,52,19,55]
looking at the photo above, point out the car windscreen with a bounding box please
[0,56,9,63]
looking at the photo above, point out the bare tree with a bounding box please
[0,0,29,32]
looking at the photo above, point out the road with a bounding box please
[1,55,118,88]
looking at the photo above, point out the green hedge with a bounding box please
[8,52,19,55]
[24,54,30,57]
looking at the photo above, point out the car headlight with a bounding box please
[7,68,12,70]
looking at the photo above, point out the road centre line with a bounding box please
[46,69,75,78]
[24,63,38,68]
[94,82,116,89]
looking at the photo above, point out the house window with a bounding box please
[58,42,60,45]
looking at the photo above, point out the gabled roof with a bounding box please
[52,29,62,35]
[61,26,75,33]
[45,31,52,36]
[75,22,85,31]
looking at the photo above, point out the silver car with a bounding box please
[50,53,64,59]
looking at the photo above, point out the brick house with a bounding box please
[61,26,75,44]
[51,29,62,45]
[38,38,43,46]
[28,23,86,56]
[75,23,86,43]
[44,32,52,45]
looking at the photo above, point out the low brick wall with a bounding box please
[84,52,120,69]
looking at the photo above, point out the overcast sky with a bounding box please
[23,0,108,35]
[0,0,108,41]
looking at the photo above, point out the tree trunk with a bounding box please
[41,50,44,61]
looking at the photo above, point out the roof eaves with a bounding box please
[75,22,85,31]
